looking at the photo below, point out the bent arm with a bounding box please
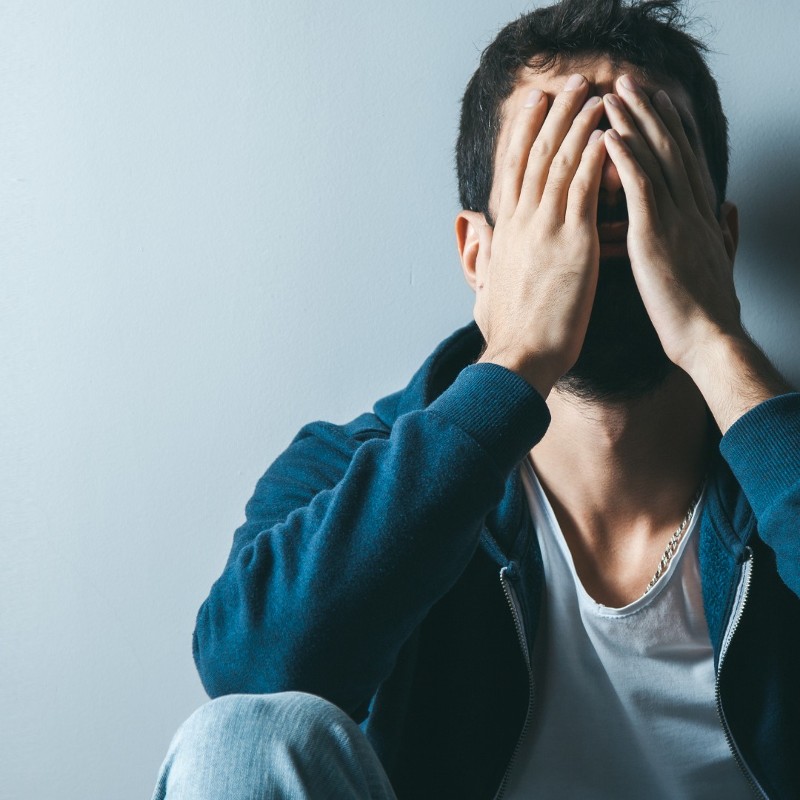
[193,362,549,719]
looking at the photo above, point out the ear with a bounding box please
[455,210,493,292]
[718,200,739,264]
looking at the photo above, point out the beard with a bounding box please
[555,256,676,403]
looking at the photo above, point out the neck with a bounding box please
[530,369,712,605]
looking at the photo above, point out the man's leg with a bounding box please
[151,691,397,800]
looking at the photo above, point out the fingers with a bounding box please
[496,88,549,220]
[602,90,677,209]
[603,128,659,232]
[518,74,592,209]
[566,130,607,225]
[537,95,606,220]
[606,75,717,223]
[651,88,717,222]
[612,75,694,207]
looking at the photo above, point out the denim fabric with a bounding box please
[151,692,397,799]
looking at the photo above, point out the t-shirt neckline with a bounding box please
[522,455,706,618]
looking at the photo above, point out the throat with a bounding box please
[564,512,700,608]
[547,486,702,608]
[527,370,712,608]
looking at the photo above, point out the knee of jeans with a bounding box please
[173,691,353,757]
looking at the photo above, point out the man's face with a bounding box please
[490,56,719,402]
[491,56,717,234]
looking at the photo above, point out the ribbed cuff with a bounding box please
[719,392,800,518]
[427,362,551,475]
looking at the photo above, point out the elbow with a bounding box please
[191,598,305,700]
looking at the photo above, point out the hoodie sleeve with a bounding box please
[719,392,800,598]
[192,362,550,720]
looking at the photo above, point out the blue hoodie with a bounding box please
[193,321,800,799]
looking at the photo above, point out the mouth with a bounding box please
[596,200,628,256]
[597,220,628,242]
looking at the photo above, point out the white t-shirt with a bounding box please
[502,457,753,799]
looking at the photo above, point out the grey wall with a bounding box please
[2,1,798,798]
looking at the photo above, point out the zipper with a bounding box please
[714,547,768,799]
[493,566,535,800]
[492,545,766,797]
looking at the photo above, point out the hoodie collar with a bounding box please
[371,319,755,562]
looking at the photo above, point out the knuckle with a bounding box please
[531,138,552,160]
[504,152,521,172]
[550,151,572,172]
[569,177,591,196]
[494,209,512,227]
[655,135,676,156]
[554,94,578,115]
[634,172,652,194]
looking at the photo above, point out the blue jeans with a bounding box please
[151,692,397,799]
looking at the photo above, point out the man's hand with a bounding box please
[474,74,607,398]
[601,74,791,431]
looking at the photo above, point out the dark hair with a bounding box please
[456,0,728,224]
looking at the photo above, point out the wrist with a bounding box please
[476,347,558,399]
[678,323,747,380]
[682,328,791,434]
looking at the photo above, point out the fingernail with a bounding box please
[582,96,602,110]
[619,74,636,91]
[524,88,543,107]
[604,93,621,108]
[589,129,603,142]
[655,89,673,109]
[565,74,585,90]
[606,129,622,142]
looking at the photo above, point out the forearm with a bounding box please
[684,328,792,434]
[193,363,550,716]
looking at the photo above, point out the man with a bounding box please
[153,0,799,797]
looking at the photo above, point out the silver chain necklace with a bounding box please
[642,482,705,596]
